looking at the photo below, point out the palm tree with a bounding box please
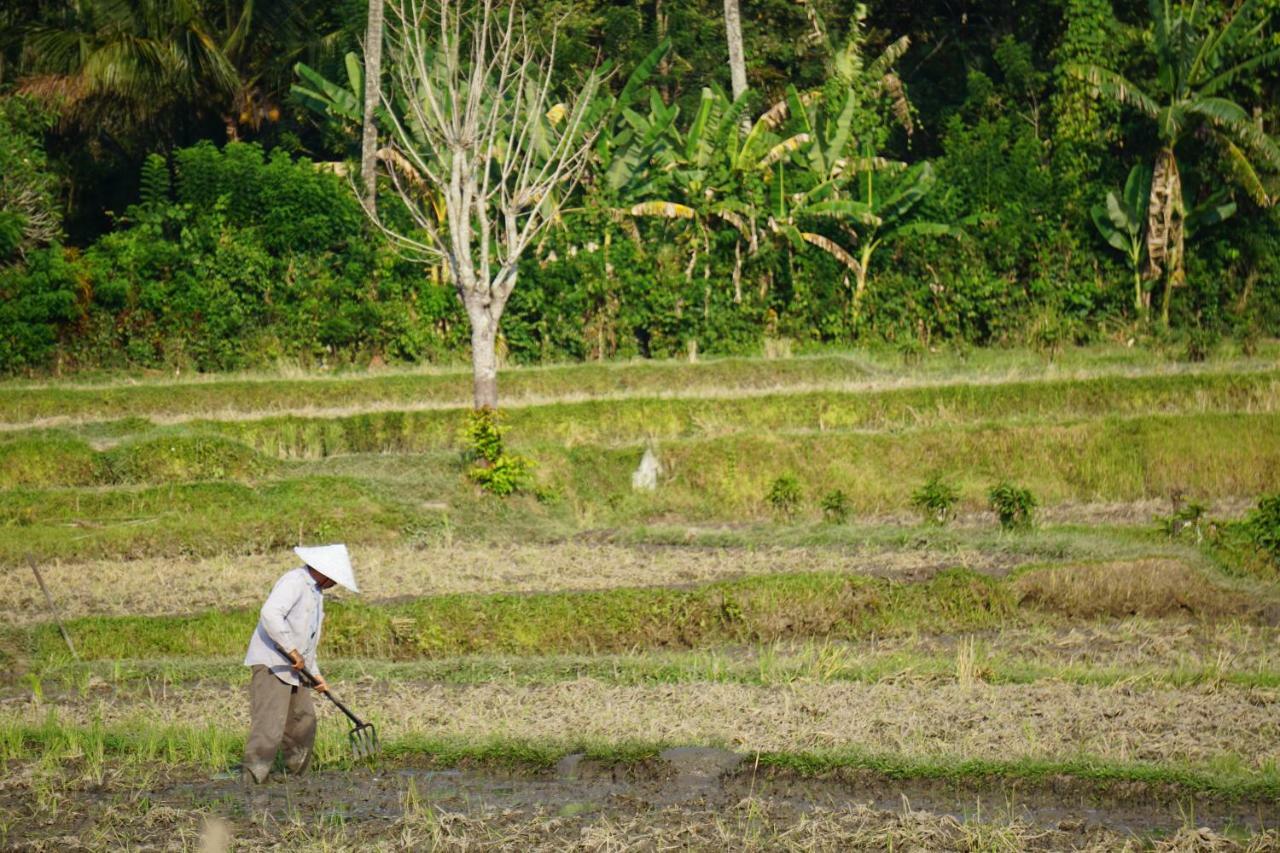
[360,0,385,212]
[723,0,747,102]
[1071,0,1280,325]
[19,0,238,134]
[19,0,316,143]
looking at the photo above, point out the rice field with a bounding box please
[3,345,1280,850]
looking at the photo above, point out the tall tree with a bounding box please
[724,0,748,101]
[1071,0,1280,325]
[360,0,385,213]
[367,0,600,409]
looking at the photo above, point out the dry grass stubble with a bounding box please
[21,678,1280,770]
[1014,559,1267,620]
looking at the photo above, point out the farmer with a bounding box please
[241,544,359,784]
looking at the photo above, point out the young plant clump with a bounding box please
[988,482,1036,530]
[821,489,850,523]
[461,408,533,497]
[911,474,959,525]
[766,475,803,519]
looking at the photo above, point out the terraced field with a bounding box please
[3,345,1280,850]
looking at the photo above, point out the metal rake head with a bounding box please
[348,721,379,761]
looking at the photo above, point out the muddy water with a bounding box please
[162,749,1275,838]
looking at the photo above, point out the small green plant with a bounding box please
[1159,501,1207,542]
[460,408,533,497]
[1183,327,1219,363]
[987,482,1036,530]
[897,338,924,366]
[1244,493,1280,566]
[766,475,803,518]
[1026,308,1074,361]
[911,474,959,525]
[820,489,850,523]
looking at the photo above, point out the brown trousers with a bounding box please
[243,665,317,783]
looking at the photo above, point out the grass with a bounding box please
[5,710,1279,801]
[21,631,1280,694]
[552,411,1280,519]
[0,411,1274,559]
[0,477,410,563]
[15,561,1273,665]
[5,345,1279,847]
[1011,557,1267,618]
[18,569,1016,662]
[6,343,1275,423]
[8,367,1278,456]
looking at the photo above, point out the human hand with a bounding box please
[311,675,329,693]
[287,649,304,670]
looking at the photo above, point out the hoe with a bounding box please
[298,666,380,761]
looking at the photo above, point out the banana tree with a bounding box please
[1091,164,1152,314]
[1070,0,1280,326]
[774,155,958,325]
[622,85,796,302]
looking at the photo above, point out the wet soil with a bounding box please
[6,749,1276,850]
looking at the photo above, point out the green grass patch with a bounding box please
[0,434,276,487]
[101,435,275,483]
[23,570,1017,662]
[0,477,408,563]
[21,647,1280,694]
[0,436,104,487]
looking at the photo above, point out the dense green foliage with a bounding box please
[1,0,1277,375]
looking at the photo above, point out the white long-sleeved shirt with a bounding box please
[243,567,325,686]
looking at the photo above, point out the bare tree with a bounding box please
[360,0,386,213]
[367,0,600,408]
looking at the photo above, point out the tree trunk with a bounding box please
[724,0,748,101]
[1145,147,1183,327]
[469,309,499,409]
[850,266,868,327]
[361,0,386,214]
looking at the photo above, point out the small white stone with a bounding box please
[631,446,662,491]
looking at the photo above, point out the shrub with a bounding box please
[911,474,960,524]
[820,489,850,523]
[987,481,1036,530]
[766,475,803,518]
[461,408,533,497]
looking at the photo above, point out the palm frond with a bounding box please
[867,35,911,80]
[802,199,881,226]
[1200,46,1280,97]
[628,201,697,220]
[1191,0,1261,82]
[1187,96,1249,127]
[800,231,862,274]
[885,221,962,241]
[1222,140,1274,206]
[1068,64,1159,118]
[755,134,809,170]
